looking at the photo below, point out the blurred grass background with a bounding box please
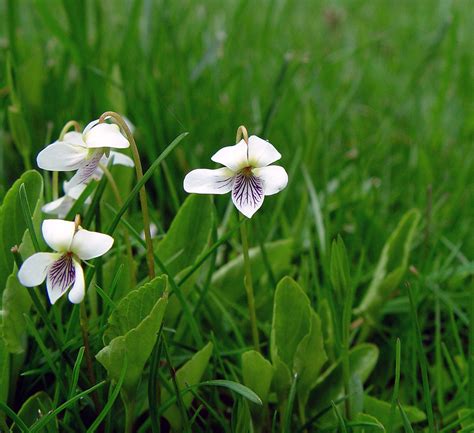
[1,0,472,252]
[0,0,473,424]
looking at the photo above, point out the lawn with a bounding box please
[0,0,473,432]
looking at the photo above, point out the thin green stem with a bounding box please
[52,171,59,200]
[80,302,101,414]
[239,214,260,352]
[99,163,136,287]
[99,111,155,280]
[469,276,474,408]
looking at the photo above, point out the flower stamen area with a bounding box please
[241,166,253,177]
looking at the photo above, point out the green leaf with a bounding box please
[294,310,327,407]
[364,396,425,430]
[162,342,213,431]
[0,170,43,298]
[330,235,351,302]
[212,239,294,302]
[12,391,57,433]
[156,194,213,277]
[356,209,420,316]
[242,350,274,405]
[271,276,327,405]
[271,277,311,370]
[352,413,385,432]
[203,380,262,405]
[96,275,168,395]
[458,409,474,428]
[0,267,32,353]
[310,344,379,423]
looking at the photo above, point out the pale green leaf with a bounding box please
[364,396,426,430]
[96,275,168,395]
[294,310,327,407]
[356,209,420,316]
[162,342,213,431]
[0,267,32,354]
[156,194,213,277]
[212,239,294,302]
[310,343,379,424]
[12,391,57,433]
[242,350,274,405]
[0,170,43,298]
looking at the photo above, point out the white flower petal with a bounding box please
[183,168,235,194]
[42,196,74,218]
[62,131,86,147]
[231,173,264,218]
[97,151,135,176]
[247,135,281,168]
[70,228,114,260]
[37,142,88,172]
[42,219,76,252]
[107,151,134,167]
[67,150,104,188]
[46,254,76,304]
[211,140,249,171]
[64,182,87,199]
[18,252,60,287]
[68,259,85,303]
[84,123,129,149]
[253,165,288,196]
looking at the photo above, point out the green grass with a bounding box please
[0,0,473,432]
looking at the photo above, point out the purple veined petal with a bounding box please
[211,140,249,171]
[247,135,281,168]
[183,167,235,194]
[17,252,61,287]
[67,150,104,188]
[231,172,265,218]
[253,165,288,196]
[46,253,76,304]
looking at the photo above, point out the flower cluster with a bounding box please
[18,118,288,306]
[18,116,132,304]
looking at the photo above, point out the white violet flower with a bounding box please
[37,119,130,188]
[18,219,114,304]
[183,135,288,218]
[42,151,134,218]
[42,182,89,219]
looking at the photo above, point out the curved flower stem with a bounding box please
[59,120,81,138]
[99,163,136,287]
[236,125,249,144]
[236,125,260,352]
[99,111,155,280]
